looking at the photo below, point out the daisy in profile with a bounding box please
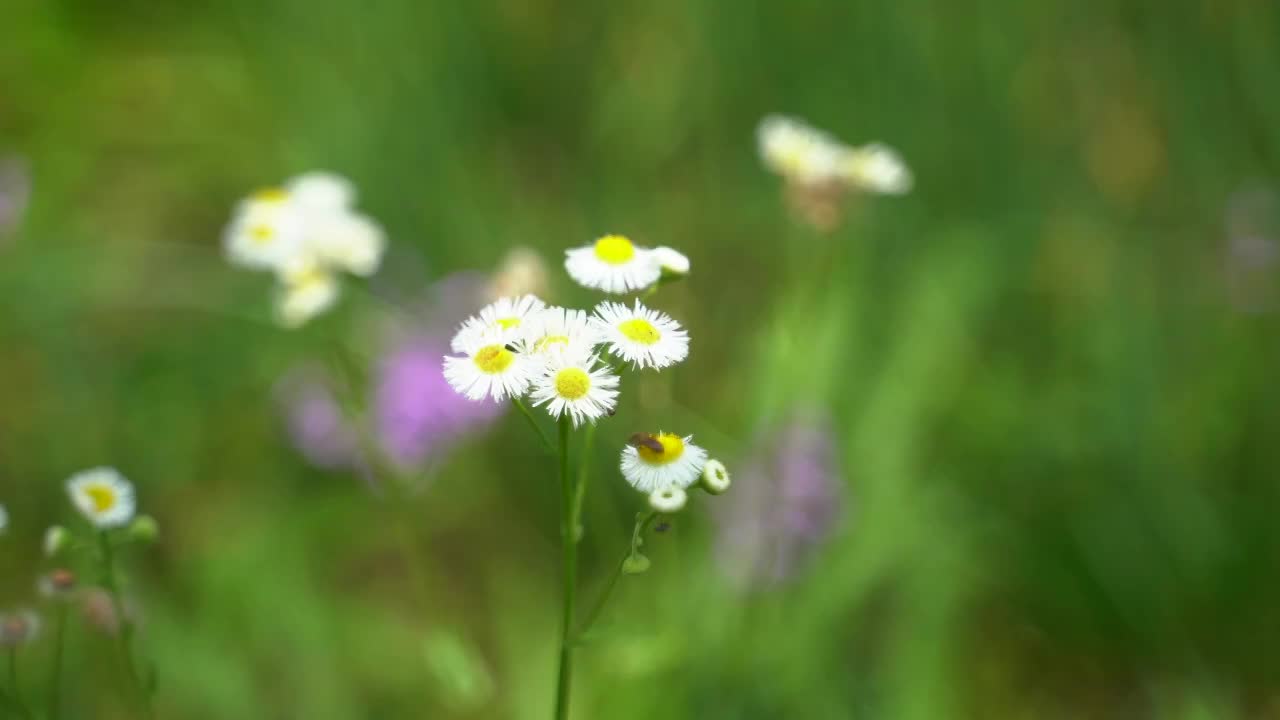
[620,432,708,492]
[529,349,620,426]
[593,300,689,369]
[653,246,690,278]
[275,262,340,328]
[444,328,538,402]
[523,306,604,355]
[66,467,136,529]
[565,234,661,294]
[451,295,546,352]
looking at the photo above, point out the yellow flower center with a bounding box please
[249,224,275,245]
[534,335,570,352]
[496,317,521,330]
[84,484,118,513]
[554,367,591,400]
[637,433,685,465]
[618,318,660,345]
[252,187,290,204]
[593,235,635,265]
[473,345,514,374]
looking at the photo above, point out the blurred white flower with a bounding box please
[443,327,538,402]
[758,115,912,196]
[0,610,40,647]
[286,172,354,213]
[66,467,136,529]
[223,171,387,327]
[275,262,340,329]
[529,350,619,427]
[648,485,687,513]
[488,246,550,300]
[43,525,69,557]
[593,300,689,370]
[621,432,707,493]
[701,459,731,494]
[565,234,662,294]
[757,115,846,187]
[37,569,77,601]
[839,142,913,195]
[223,187,309,271]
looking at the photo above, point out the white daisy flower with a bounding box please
[286,171,355,213]
[757,115,847,187]
[443,328,538,402]
[222,187,308,271]
[620,432,708,492]
[66,467,136,529]
[700,459,731,494]
[648,485,687,513]
[450,295,547,352]
[308,211,386,277]
[840,142,913,195]
[529,350,619,427]
[275,262,340,328]
[564,234,661,294]
[593,300,689,370]
[653,246,690,277]
[523,306,604,355]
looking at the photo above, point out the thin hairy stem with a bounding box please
[573,510,658,644]
[46,605,68,720]
[513,397,557,453]
[99,531,154,719]
[553,416,577,720]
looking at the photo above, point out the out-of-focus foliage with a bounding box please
[2,1,1280,717]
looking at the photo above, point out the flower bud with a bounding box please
[648,486,687,513]
[700,459,731,495]
[0,610,40,646]
[43,525,70,558]
[622,552,651,575]
[37,569,78,600]
[128,515,159,543]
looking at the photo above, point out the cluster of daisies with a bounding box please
[223,171,387,327]
[443,234,731,511]
[0,468,155,654]
[757,114,912,195]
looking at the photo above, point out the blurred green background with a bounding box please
[4,0,1280,717]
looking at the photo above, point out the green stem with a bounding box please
[46,605,68,720]
[553,417,576,720]
[7,649,31,720]
[573,510,657,644]
[513,397,556,453]
[99,532,154,719]
[570,423,596,543]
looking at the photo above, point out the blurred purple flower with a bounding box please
[0,155,30,242]
[1223,184,1280,314]
[278,272,503,483]
[715,408,845,589]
